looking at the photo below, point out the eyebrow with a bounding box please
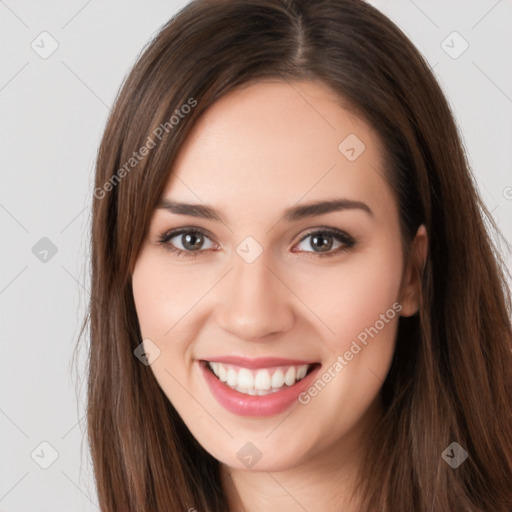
[156,198,374,224]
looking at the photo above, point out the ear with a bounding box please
[398,224,428,317]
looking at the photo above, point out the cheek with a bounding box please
[290,236,404,352]
[290,243,403,443]
[132,249,205,339]
[132,256,165,337]
[131,250,199,405]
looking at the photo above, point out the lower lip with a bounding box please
[199,360,321,417]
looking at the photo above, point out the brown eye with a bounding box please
[294,229,356,256]
[157,228,216,259]
[310,233,334,252]
[180,232,205,251]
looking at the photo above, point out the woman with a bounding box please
[82,0,512,510]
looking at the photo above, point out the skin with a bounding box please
[131,80,427,512]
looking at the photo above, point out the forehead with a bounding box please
[163,80,391,219]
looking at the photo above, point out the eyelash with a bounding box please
[156,227,357,260]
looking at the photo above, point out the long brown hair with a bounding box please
[78,0,512,510]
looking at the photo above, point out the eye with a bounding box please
[157,228,216,259]
[157,226,356,260]
[293,228,356,257]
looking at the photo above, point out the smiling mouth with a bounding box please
[202,360,321,396]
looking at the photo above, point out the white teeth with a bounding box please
[284,367,296,386]
[207,361,312,395]
[235,386,257,395]
[254,370,271,391]
[271,369,285,388]
[296,364,308,380]
[237,368,254,389]
[226,368,237,387]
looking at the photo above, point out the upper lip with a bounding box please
[201,356,319,369]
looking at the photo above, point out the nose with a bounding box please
[215,252,295,342]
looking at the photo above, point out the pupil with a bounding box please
[183,233,203,250]
[312,234,332,252]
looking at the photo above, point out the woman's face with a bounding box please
[132,80,424,472]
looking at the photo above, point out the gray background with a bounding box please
[1,1,511,510]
